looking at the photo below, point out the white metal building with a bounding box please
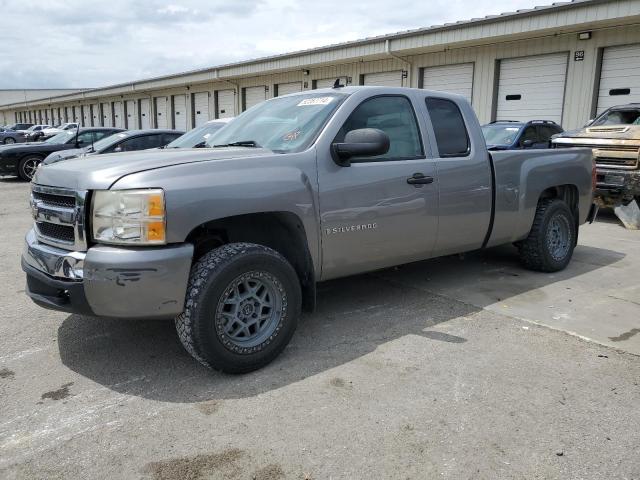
[1,0,639,130]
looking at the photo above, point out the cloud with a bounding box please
[0,0,543,89]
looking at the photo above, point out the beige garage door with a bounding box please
[193,92,210,127]
[314,77,348,89]
[155,97,168,129]
[101,103,112,127]
[244,86,267,111]
[363,71,403,87]
[113,101,124,128]
[421,63,474,102]
[173,94,187,130]
[140,98,151,129]
[596,44,640,115]
[276,82,302,96]
[496,53,568,124]
[217,90,235,118]
[125,100,136,129]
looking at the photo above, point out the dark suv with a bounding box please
[482,120,564,150]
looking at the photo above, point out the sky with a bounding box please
[0,0,546,89]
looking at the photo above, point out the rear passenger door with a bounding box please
[318,95,439,280]
[424,97,493,256]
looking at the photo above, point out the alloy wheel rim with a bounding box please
[23,158,40,179]
[215,271,285,353]
[546,214,571,261]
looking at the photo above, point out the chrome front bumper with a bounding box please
[22,229,194,319]
[23,229,85,280]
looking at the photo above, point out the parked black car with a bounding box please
[0,127,123,180]
[43,129,184,165]
[482,120,564,150]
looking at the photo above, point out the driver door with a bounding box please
[317,95,439,280]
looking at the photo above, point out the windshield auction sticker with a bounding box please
[297,97,334,106]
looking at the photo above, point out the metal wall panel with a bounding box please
[496,53,568,124]
[596,43,640,114]
[217,90,235,118]
[193,92,210,126]
[82,105,90,126]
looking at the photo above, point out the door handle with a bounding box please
[407,173,434,185]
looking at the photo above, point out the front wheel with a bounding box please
[18,155,43,181]
[517,199,576,272]
[4,137,15,144]
[175,243,301,373]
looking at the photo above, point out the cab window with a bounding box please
[425,98,470,157]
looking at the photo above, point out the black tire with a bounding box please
[4,138,15,144]
[517,198,576,272]
[175,243,301,373]
[18,155,43,181]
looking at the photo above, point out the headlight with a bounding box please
[92,189,166,245]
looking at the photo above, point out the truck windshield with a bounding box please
[481,124,522,146]
[591,109,640,126]
[205,93,347,153]
[166,122,227,148]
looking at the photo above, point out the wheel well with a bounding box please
[185,212,316,312]
[539,184,580,244]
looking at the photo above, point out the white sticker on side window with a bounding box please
[297,97,334,106]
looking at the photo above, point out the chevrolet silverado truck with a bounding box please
[552,103,640,207]
[23,86,597,373]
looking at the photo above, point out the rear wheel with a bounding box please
[517,199,576,272]
[4,137,15,144]
[175,243,301,373]
[18,155,43,181]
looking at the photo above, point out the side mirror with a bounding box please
[522,139,534,148]
[114,145,123,153]
[331,128,390,167]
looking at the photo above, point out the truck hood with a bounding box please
[33,147,273,190]
[554,125,640,141]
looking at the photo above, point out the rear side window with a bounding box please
[425,98,470,157]
[111,135,162,152]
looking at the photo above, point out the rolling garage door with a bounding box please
[276,82,302,96]
[314,77,347,89]
[125,100,136,129]
[363,71,403,87]
[217,90,235,118]
[101,103,112,127]
[244,86,267,111]
[596,44,640,115]
[140,98,151,129]
[172,94,187,130]
[113,101,124,128]
[496,53,568,124]
[91,104,99,126]
[155,97,168,129]
[83,105,91,126]
[193,92,210,127]
[421,63,474,102]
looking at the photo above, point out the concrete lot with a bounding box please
[0,177,639,480]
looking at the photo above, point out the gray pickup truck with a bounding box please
[23,86,597,373]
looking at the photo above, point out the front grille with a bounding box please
[30,185,87,251]
[554,143,639,169]
[36,222,75,243]
[32,191,75,208]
